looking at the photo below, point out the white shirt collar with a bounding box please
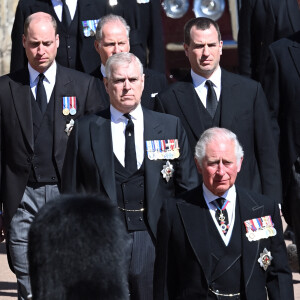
[110,103,142,123]
[28,61,57,86]
[203,183,236,208]
[51,0,77,20]
[101,64,106,78]
[191,66,221,90]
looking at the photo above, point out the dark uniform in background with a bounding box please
[238,0,300,81]
[10,0,164,73]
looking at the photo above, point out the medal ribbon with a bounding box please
[63,97,70,110]
[70,97,76,110]
[214,199,229,211]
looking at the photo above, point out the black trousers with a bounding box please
[128,231,155,300]
[284,157,300,270]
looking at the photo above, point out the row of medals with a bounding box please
[246,227,277,242]
[63,107,76,116]
[147,149,180,161]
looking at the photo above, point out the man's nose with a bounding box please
[114,44,121,54]
[203,44,210,56]
[123,79,131,89]
[37,44,45,55]
[216,162,225,175]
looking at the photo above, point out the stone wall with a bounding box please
[0,0,18,76]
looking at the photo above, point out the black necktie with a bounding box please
[36,73,47,114]
[206,80,218,118]
[214,197,229,235]
[61,0,72,27]
[124,113,137,173]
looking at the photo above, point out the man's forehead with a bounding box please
[112,62,140,73]
[103,21,127,35]
[205,140,235,154]
[190,26,219,40]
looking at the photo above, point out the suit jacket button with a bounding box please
[51,177,56,180]
[139,217,143,221]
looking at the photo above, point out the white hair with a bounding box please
[195,127,244,167]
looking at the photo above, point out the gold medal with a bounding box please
[63,108,70,115]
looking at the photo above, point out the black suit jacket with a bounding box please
[0,64,106,226]
[154,186,294,300]
[262,31,300,204]
[61,108,199,238]
[133,0,165,73]
[156,69,282,204]
[10,0,143,74]
[90,66,168,110]
[238,0,300,81]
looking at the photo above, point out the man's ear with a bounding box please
[103,77,109,93]
[194,157,203,174]
[183,43,189,57]
[22,34,26,48]
[94,40,101,54]
[237,157,243,173]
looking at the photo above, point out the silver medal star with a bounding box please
[65,119,75,136]
[258,248,273,271]
[161,160,174,182]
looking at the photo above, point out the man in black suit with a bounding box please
[62,52,199,300]
[90,14,168,110]
[156,17,282,204]
[154,127,293,300]
[10,0,146,74]
[262,17,300,269]
[0,12,105,300]
[238,0,300,81]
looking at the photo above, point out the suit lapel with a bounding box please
[177,188,211,283]
[174,81,206,139]
[53,65,74,164]
[219,69,238,129]
[10,70,34,151]
[286,0,300,32]
[143,109,164,213]
[90,109,117,204]
[289,39,300,79]
[238,188,264,287]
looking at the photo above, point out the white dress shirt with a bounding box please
[203,183,237,246]
[29,61,57,103]
[110,104,144,169]
[191,66,222,108]
[101,64,106,78]
[51,0,78,21]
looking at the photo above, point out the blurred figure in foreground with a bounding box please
[28,194,130,300]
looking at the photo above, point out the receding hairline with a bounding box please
[96,14,130,42]
[24,12,57,36]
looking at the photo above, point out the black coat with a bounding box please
[133,0,165,73]
[262,31,300,204]
[10,0,146,74]
[238,0,300,81]
[61,107,199,238]
[156,69,282,204]
[154,186,294,300]
[0,64,105,226]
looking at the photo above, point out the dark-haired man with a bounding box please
[156,17,282,204]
